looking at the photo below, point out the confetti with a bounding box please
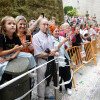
[91,89,95,93]
[33,93,36,95]
[86,84,89,87]
[86,95,91,99]
[97,72,100,75]
[76,84,78,85]
[94,71,98,73]
[80,73,83,75]
[77,72,83,75]
[79,81,84,84]
[75,89,78,92]
[67,98,70,100]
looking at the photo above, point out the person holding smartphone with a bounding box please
[15,16,34,54]
[33,19,59,100]
[15,15,39,100]
[15,15,43,54]
[59,23,76,49]
[49,25,72,95]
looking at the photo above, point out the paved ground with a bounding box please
[32,54,100,100]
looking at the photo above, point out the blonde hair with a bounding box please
[15,15,27,24]
[15,15,27,33]
[63,23,69,28]
[0,16,17,35]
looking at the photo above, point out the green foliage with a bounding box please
[63,6,78,17]
[64,6,73,14]
[67,9,78,17]
[0,0,64,25]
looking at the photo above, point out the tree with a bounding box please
[67,8,78,17]
[64,6,73,14]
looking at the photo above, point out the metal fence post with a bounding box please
[55,61,59,100]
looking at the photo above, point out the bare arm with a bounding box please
[36,49,57,58]
[11,50,20,59]
[0,45,23,56]
[58,38,69,49]
[0,47,16,56]
[28,15,43,33]
[80,34,86,40]
[36,53,49,58]
[4,50,20,61]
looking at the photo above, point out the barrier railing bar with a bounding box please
[55,62,59,100]
[0,59,55,90]
[73,57,95,74]
[15,74,51,100]
[91,42,97,66]
[0,56,66,90]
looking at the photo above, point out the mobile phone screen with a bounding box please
[66,34,68,37]
[26,35,31,42]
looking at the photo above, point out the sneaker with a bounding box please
[72,62,76,66]
[45,96,55,99]
[67,88,72,95]
[83,61,88,64]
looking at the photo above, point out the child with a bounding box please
[83,33,91,43]
[0,16,36,82]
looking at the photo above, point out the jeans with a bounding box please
[0,52,36,81]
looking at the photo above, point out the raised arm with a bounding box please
[28,15,43,33]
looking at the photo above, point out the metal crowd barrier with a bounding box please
[66,41,97,88]
[0,39,99,99]
[0,57,65,100]
[92,39,100,55]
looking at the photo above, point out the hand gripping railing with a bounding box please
[0,57,73,100]
[0,59,54,90]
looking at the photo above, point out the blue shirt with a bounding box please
[51,36,70,67]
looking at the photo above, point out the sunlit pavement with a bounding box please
[61,53,100,100]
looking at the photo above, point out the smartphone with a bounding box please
[26,35,31,42]
[41,13,44,18]
[66,34,72,41]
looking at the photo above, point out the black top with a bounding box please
[31,28,39,36]
[73,34,82,46]
[0,34,21,50]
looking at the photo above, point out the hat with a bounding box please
[49,25,59,34]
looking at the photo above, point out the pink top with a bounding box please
[72,27,75,33]
[59,30,66,37]
[59,31,76,49]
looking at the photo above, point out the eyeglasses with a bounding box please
[41,24,49,27]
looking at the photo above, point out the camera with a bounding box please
[45,48,51,54]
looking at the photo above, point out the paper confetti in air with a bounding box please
[97,72,100,75]
[75,89,78,92]
[91,89,95,93]
[86,84,89,87]
[79,81,84,84]
[86,95,91,99]
[76,84,78,85]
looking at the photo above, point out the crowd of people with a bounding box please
[0,14,100,100]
